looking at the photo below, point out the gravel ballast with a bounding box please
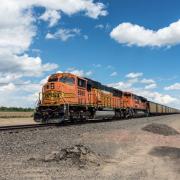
[0,114,180,179]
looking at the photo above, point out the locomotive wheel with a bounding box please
[115,110,123,120]
[124,108,133,119]
[124,109,130,119]
[80,115,88,122]
[70,116,76,123]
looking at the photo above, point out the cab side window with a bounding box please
[78,78,86,88]
[87,84,92,91]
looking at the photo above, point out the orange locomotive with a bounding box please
[34,72,149,123]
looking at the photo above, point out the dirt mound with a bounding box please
[142,123,179,136]
[149,146,180,173]
[43,144,103,168]
[149,146,180,159]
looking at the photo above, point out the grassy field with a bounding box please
[0,111,33,118]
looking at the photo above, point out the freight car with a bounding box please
[34,73,179,123]
[148,101,179,115]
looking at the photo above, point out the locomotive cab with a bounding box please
[34,73,89,123]
[42,73,77,105]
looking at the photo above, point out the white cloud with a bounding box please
[66,68,92,77]
[0,83,16,92]
[108,73,179,107]
[86,71,93,76]
[144,83,157,90]
[141,78,155,84]
[109,72,158,91]
[108,81,132,90]
[109,81,177,106]
[129,78,139,84]
[140,78,157,89]
[39,9,61,27]
[108,78,139,91]
[0,73,21,83]
[15,0,107,19]
[95,24,104,29]
[0,0,107,107]
[46,28,81,41]
[0,83,40,107]
[84,2,107,18]
[71,69,84,76]
[165,83,180,90]
[0,0,107,66]
[0,53,58,77]
[108,74,142,92]
[110,20,180,47]
[0,2,35,54]
[0,0,61,81]
[110,72,118,77]
[93,64,102,68]
[126,72,143,79]
[134,89,177,105]
[95,23,111,31]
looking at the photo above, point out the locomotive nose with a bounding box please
[44,82,55,90]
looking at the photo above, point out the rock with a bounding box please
[70,146,79,153]
[28,157,36,161]
[80,146,88,155]
[44,151,61,162]
[85,153,99,163]
[43,144,104,168]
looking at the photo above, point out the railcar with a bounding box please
[34,73,179,123]
[148,101,179,115]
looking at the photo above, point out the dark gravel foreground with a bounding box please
[0,115,180,180]
[142,123,179,136]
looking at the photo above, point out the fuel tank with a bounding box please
[94,110,115,119]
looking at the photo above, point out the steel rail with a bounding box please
[0,123,57,131]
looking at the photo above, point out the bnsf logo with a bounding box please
[43,92,75,99]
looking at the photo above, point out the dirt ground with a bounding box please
[0,115,180,180]
[0,117,35,126]
[0,111,33,118]
[0,112,35,126]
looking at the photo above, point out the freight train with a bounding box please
[34,73,179,123]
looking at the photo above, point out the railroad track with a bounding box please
[0,123,57,131]
[0,118,130,131]
[0,114,172,132]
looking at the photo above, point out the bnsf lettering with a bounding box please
[43,92,75,99]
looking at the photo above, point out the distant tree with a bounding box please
[0,107,34,112]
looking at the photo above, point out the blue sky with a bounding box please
[0,0,180,108]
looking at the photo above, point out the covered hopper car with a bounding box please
[34,73,179,123]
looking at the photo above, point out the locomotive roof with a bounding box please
[51,73,147,100]
[123,92,147,101]
[84,77,123,96]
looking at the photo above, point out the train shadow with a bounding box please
[52,114,174,128]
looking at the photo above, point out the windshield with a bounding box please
[59,77,75,85]
[48,77,58,82]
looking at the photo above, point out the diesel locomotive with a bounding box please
[34,73,179,123]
